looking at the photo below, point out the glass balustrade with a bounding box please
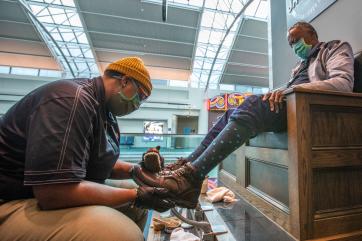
[118,133,220,178]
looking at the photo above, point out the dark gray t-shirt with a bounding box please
[0,77,120,200]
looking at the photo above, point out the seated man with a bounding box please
[133,21,355,209]
[0,57,174,241]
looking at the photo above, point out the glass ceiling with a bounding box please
[147,0,268,89]
[17,0,268,87]
[22,0,99,78]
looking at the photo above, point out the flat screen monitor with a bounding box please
[143,121,164,141]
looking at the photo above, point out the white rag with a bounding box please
[206,187,238,203]
[170,227,200,241]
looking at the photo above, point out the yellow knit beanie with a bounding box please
[106,57,152,95]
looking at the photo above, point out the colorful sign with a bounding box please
[227,93,245,109]
[208,93,252,111]
[207,94,227,111]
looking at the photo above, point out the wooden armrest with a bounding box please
[283,86,362,98]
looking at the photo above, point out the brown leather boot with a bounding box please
[133,163,203,209]
[161,157,189,173]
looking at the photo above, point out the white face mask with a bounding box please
[107,88,141,116]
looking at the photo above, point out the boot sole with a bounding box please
[172,195,198,209]
[164,187,200,209]
[133,166,201,209]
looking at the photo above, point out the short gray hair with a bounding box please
[289,21,318,39]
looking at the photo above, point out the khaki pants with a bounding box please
[0,180,148,241]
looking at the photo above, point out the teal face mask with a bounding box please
[292,38,312,60]
[108,81,141,116]
[119,79,142,108]
[107,97,137,116]
[118,89,141,108]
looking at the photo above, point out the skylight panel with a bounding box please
[208,31,224,44]
[59,46,70,57]
[49,0,62,5]
[68,46,82,57]
[61,0,75,7]
[75,62,88,71]
[29,4,43,15]
[76,32,88,44]
[83,48,94,58]
[213,12,228,29]
[202,60,212,70]
[204,1,218,10]
[201,11,215,28]
[230,0,243,14]
[49,30,62,41]
[193,57,204,68]
[24,0,99,78]
[198,29,211,43]
[68,14,82,27]
[244,0,268,19]
[244,0,259,16]
[61,30,76,42]
[255,1,268,19]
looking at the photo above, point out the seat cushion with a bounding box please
[248,132,288,149]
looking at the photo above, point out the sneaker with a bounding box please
[133,163,203,209]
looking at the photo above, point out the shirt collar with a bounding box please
[307,42,322,59]
[93,76,109,119]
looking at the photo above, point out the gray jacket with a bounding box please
[290,40,354,92]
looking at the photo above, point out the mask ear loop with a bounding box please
[124,79,142,110]
[129,79,144,103]
[116,77,138,101]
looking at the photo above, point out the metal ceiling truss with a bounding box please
[204,0,254,91]
[190,0,251,89]
[18,0,99,78]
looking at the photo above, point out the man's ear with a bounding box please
[119,75,128,88]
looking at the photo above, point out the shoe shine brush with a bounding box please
[140,146,165,173]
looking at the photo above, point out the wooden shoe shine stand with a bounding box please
[220,87,362,241]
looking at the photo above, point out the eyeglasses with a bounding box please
[113,75,149,102]
[128,77,149,102]
[130,78,149,102]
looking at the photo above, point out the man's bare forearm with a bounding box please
[110,160,134,179]
[33,180,137,210]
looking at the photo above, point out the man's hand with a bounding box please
[110,160,136,179]
[262,87,287,113]
[134,186,175,212]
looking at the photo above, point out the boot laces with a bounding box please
[174,167,187,177]
[165,158,187,169]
